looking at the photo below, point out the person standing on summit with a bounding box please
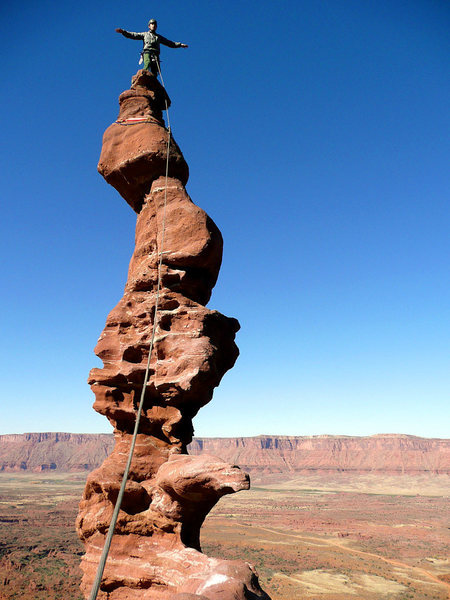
[116,19,188,77]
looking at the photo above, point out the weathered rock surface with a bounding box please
[98,71,188,213]
[76,70,270,599]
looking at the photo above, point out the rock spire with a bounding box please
[76,70,271,600]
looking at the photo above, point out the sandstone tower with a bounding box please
[76,70,271,600]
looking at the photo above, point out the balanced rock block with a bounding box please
[76,70,271,600]
[98,70,189,212]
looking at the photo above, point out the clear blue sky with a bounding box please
[1,1,448,438]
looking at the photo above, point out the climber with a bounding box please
[116,19,188,77]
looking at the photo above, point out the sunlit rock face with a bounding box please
[76,70,271,600]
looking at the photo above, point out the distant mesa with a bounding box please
[0,432,448,475]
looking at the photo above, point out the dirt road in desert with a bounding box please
[241,522,450,597]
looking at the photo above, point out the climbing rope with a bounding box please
[88,66,172,600]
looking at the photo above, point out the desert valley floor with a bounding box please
[0,472,448,600]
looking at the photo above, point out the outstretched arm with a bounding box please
[115,28,144,40]
[158,34,188,48]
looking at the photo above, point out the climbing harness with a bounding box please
[140,50,161,76]
[88,65,172,600]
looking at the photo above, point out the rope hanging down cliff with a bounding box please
[88,66,172,600]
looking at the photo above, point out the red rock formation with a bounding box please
[76,70,270,600]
